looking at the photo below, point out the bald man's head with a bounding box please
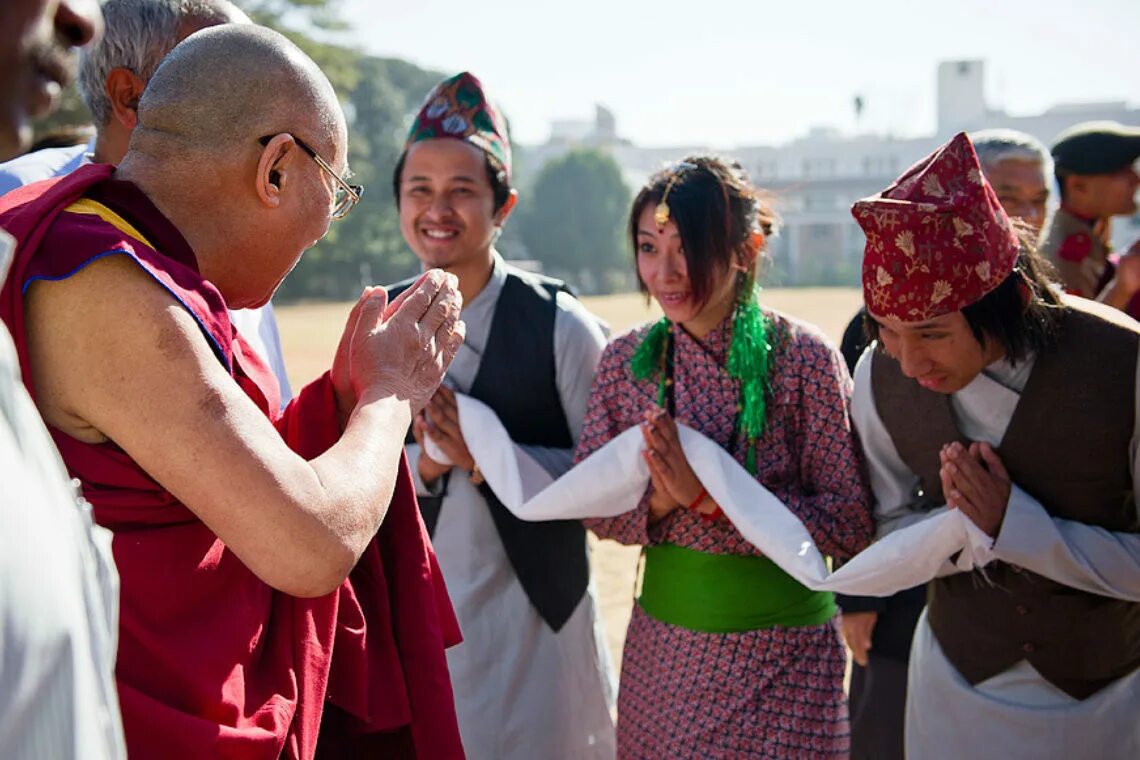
[133,24,343,161]
[116,25,348,309]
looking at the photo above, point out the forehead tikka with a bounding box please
[654,161,696,228]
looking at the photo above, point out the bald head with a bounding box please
[116,24,348,309]
[133,24,343,159]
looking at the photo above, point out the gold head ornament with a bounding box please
[654,161,697,228]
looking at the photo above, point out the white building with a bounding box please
[519,60,1140,286]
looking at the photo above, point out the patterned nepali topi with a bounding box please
[852,132,1020,322]
[405,71,512,181]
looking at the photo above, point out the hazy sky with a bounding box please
[339,0,1139,148]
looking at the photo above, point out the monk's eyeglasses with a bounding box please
[258,134,364,220]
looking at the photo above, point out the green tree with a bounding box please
[518,149,631,294]
[33,0,360,138]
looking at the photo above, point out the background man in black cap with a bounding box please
[1041,120,1140,316]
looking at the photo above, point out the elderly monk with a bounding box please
[851,133,1140,758]
[0,24,466,760]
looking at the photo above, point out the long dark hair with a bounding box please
[629,156,778,308]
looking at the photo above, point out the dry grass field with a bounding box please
[275,287,863,670]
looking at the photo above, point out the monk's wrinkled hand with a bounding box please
[351,269,465,412]
[330,286,374,426]
[940,441,1011,538]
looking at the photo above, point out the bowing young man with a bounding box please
[851,132,1140,758]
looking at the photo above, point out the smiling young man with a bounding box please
[387,72,616,759]
[849,133,1140,758]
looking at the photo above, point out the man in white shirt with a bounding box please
[0,0,292,398]
[390,71,616,759]
[851,132,1140,758]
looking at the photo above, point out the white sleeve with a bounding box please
[405,441,446,498]
[851,347,946,537]
[516,291,606,478]
[990,352,1140,601]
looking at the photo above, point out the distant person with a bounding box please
[579,156,872,757]
[389,71,616,759]
[1040,120,1140,317]
[0,0,293,399]
[852,131,1140,759]
[0,0,126,758]
[1,25,465,757]
[970,129,1052,237]
[837,126,1055,760]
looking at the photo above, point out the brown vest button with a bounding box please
[1022,642,1035,653]
[1015,604,1030,616]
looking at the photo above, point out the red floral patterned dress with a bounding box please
[577,309,873,758]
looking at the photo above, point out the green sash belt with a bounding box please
[638,543,836,633]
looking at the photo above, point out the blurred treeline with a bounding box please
[33,0,634,300]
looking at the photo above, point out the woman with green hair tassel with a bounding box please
[575,156,873,757]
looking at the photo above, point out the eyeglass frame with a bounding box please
[257,134,364,220]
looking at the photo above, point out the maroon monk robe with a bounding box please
[0,163,464,759]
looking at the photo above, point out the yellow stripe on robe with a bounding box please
[64,198,155,250]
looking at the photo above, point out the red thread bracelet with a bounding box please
[686,487,708,512]
[700,504,725,523]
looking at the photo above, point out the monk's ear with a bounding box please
[493,188,519,227]
[254,134,298,209]
[105,68,146,131]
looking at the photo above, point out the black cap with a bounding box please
[1052,121,1140,175]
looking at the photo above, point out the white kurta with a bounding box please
[408,256,616,760]
[852,343,1140,758]
[0,231,125,759]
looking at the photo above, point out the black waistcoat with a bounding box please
[388,268,588,631]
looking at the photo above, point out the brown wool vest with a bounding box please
[871,299,1140,699]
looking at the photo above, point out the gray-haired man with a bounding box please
[0,0,294,398]
[970,128,1052,236]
